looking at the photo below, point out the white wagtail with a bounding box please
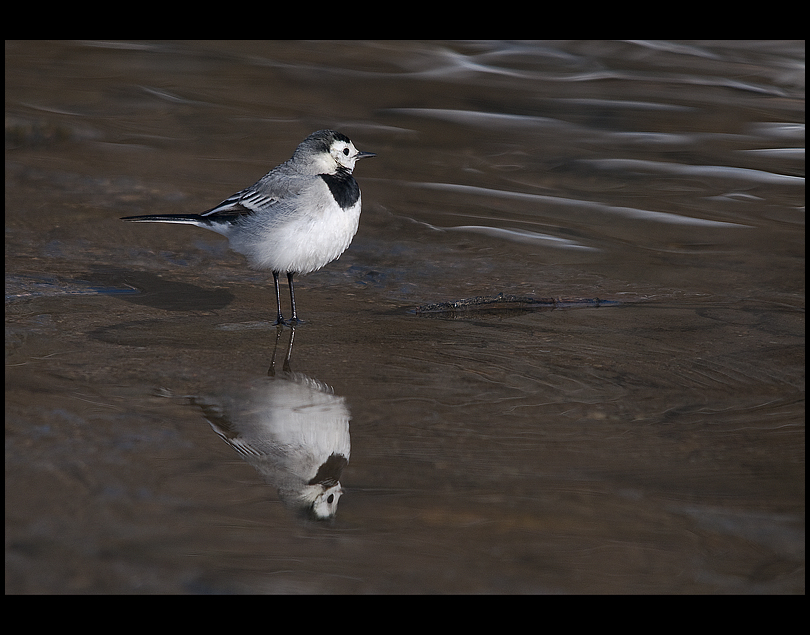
[122,129,375,324]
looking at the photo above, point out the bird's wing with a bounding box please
[200,169,310,222]
[200,189,278,220]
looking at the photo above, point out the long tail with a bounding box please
[120,214,214,227]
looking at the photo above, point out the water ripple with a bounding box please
[412,182,751,228]
[583,158,804,186]
[443,226,599,250]
[387,107,566,130]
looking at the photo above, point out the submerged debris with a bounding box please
[414,293,617,316]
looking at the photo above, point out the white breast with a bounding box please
[228,189,362,274]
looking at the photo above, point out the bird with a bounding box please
[121,129,375,325]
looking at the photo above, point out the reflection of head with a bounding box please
[285,452,348,520]
[198,372,351,520]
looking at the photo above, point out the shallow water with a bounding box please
[5,40,804,593]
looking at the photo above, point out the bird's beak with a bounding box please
[355,150,376,160]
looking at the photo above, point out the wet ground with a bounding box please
[5,40,805,593]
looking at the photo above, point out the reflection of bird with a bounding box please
[122,130,375,325]
[197,372,351,520]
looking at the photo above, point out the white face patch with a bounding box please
[330,140,360,170]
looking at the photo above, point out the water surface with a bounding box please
[6,40,804,593]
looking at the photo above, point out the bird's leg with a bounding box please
[272,270,285,325]
[287,272,300,324]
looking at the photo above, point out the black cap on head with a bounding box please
[300,129,351,154]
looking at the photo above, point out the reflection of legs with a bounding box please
[268,324,295,377]
[283,326,295,372]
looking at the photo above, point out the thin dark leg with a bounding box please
[272,270,284,325]
[287,271,299,323]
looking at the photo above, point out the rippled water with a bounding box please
[6,41,804,593]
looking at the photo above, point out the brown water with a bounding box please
[5,40,804,593]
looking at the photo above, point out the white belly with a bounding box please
[229,196,361,274]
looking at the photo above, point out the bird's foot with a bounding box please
[273,316,304,327]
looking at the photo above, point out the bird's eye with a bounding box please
[343,147,350,156]
[327,494,335,504]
